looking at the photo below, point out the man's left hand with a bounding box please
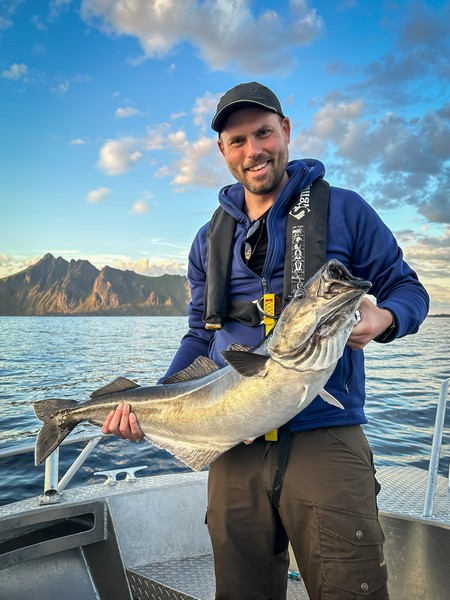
[347,298,393,350]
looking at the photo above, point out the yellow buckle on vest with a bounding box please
[265,429,279,441]
[262,293,276,333]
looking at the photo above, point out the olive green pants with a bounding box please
[207,426,389,600]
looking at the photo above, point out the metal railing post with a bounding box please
[422,378,450,518]
[39,448,61,505]
[58,437,102,492]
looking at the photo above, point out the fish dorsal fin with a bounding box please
[161,356,220,384]
[221,350,268,377]
[90,377,140,399]
[227,343,252,352]
[319,388,344,409]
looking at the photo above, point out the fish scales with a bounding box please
[33,260,371,470]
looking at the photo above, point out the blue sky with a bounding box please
[1,0,449,313]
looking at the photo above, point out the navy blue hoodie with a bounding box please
[162,159,429,431]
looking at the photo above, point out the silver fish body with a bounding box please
[34,259,371,470]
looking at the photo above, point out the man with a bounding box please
[103,82,429,599]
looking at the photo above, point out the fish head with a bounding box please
[268,260,371,367]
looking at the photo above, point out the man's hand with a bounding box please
[102,402,145,441]
[347,298,393,350]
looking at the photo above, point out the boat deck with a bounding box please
[124,466,450,600]
[1,465,450,600]
[127,556,309,600]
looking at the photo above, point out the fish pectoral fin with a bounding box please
[90,377,140,399]
[144,435,224,472]
[161,356,220,384]
[220,350,268,377]
[319,389,345,409]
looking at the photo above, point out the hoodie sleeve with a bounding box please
[158,223,214,381]
[328,188,429,341]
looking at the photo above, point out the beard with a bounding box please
[230,147,289,196]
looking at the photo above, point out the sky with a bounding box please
[0,0,449,314]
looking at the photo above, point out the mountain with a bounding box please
[0,254,190,316]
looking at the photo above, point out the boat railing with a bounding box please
[423,377,450,518]
[0,431,109,505]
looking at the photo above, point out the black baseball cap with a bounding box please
[211,82,285,133]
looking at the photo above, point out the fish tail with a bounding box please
[34,398,80,465]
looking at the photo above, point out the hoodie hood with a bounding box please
[217,158,326,221]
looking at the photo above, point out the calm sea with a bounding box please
[0,316,449,506]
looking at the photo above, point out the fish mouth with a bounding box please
[313,260,371,335]
[322,259,372,294]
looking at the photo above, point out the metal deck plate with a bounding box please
[128,555,310,600]
[376,465,450,522]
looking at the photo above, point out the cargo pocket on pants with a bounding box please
[315,504,388,597]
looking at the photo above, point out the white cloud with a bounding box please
[0,254,41,278]
[168,134,224,189]
[70,138,86,145]
[80,0,324,74]
[192,92,220,130]
[171,111,186,121]
[394,226,450,313]
[50,81,69,94]
[311,99,364,141]
[113,257,187,277]
[97,137,144,175]
[2,63,28,80]
[96,91,226,187]
[87,187,112,203]
[129,192,153,215]
[115,106,140,118]
[129,200,150,215]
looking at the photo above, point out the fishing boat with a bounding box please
[0,378,449,600]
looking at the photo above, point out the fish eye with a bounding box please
[293,286,306,300]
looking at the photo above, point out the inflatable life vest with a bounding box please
[203,178,330,330]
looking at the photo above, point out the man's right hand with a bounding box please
[102,402,145,441]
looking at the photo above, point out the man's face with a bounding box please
[218,107,291,198]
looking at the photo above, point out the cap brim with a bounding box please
[211,100,281,133]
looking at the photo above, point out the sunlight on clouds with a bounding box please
[80,0,324,74]
[87,187,111,203]
[170,136,224,189]
[396,227,450,313]
[98,137,143,175]
[113,257,187,277]
[0,254,41,278]
[96,106,226,188]
[192,92,221,130]
[129,200,149,215]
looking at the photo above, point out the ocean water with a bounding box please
[0,316,449,506]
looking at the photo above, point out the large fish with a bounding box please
[34,260,371,470]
